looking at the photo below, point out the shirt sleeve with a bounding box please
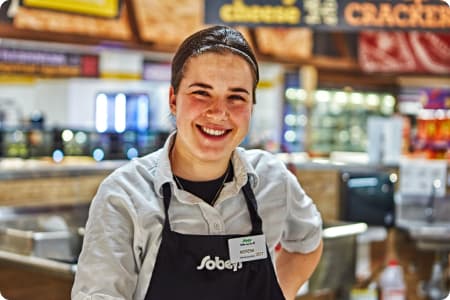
[71,178,141,300]
[280,169,323,254]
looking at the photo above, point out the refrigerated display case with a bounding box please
[281,71,308,153]
[282,82,395,156]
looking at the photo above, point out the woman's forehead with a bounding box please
[182,52,254,82]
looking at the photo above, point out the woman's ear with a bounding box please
[169,86,177,115]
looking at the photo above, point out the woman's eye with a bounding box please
[229,95,246,102]
[193,90,209,97]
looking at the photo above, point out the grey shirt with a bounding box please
[72,133,322,300]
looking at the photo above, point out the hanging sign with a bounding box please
[342,0,449,31]
[20,0,121,18]
[0,47,99,77]
[359,31,450,74]
[204,0,450,31]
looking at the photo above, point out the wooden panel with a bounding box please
[131,0,204,46]
[255,27,313,60]
[12,4,132,40]
[0,262,73,300]
[295,169,340,222]
[0,175,106,207]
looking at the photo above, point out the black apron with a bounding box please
[144,180,286,300]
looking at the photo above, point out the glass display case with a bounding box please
[282,81,395,156]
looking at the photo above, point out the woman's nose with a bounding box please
[205,99,229,121]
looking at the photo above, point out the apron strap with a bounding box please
[161,182,172,232]
[242,179,263,235]
[162,178,263,235]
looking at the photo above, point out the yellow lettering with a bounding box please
[435,6,445,28]
[393,4,410,27]
[362,3,378,26]
[219,5,233,22]
[218,0,300,25]
[425,5,443,28]
[344,0,449,29]
[286,7,301,24]
[0,63,38,74]
[378,4,395,27]
[411,3,427,28]
[344,3,362,26]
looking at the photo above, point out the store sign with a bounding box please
[359,31,450,74]
[0,47,99,77]
[142,61,171,82]
[204,0,450,31]
[342,0,449,31]
[21,0,121,18]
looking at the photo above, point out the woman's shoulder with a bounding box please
[90,149,167,217]
[237,148,284,167]
[235,148,288,178]
[98,148,164,197]
[108,149,162,178]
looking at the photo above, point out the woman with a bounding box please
[72,25,323,300]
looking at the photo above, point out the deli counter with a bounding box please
[0,156,448,300]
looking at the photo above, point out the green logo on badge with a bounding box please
[240,238,255,246]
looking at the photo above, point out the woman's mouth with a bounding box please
[198,125,230,137]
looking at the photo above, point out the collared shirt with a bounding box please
[72,133,322,300]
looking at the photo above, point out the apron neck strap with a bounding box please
[161,178,263,234]
[162,183,172,231]
[241,179,263,235]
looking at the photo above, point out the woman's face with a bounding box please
[170,52,254,165]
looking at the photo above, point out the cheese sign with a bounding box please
[204,0,450,31]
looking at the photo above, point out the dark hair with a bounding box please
[171,25,259,103]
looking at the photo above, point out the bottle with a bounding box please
[379,259,406,300]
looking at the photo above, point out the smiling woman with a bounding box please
[169,52,254,180]
[72,25,323,300]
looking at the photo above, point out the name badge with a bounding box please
[228,234,267,264]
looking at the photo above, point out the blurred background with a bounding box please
[0,0,449,299]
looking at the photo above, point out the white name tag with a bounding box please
[228,234,267,264]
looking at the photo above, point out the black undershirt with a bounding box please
[174,163,234,205]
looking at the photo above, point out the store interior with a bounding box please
[0,0,449,299]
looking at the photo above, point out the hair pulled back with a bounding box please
[171,25,259,103]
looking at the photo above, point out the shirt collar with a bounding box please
[231,147,259,190]
[153,131,259,198]
[154,131,177,198]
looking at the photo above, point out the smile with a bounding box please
[198,126,230,137]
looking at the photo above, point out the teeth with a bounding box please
[201,127,226,136]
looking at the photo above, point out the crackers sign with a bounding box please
[204,0,450,31]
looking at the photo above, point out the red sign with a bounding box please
[80,55,99,77]
[359,31,450,74]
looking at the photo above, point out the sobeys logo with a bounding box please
[196,256,243,272]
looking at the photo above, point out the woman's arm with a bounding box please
[275,240,323,300]
[72,179,140,300]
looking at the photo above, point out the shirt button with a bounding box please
[213,223,220,231]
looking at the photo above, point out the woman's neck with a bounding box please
[170,142,231,181]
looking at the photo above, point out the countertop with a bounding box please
[0,158,127,180]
